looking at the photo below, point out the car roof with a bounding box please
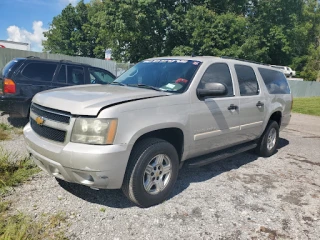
[14,57,91,67]
[147,56,279,71]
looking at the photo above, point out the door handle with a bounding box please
[256,101,264,107]
[228,104,238,110]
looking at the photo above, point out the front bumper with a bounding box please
[24,123,133,189]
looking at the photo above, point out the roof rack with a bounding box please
[220,56,269,66]
[60,60,72,63]
[26,56,40,59]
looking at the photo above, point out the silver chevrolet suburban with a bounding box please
[24,56,292,207]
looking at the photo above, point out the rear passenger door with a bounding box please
[235,64,266,140]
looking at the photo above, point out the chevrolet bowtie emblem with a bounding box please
[35,116,45,125]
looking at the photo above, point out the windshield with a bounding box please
[114,59,201,93]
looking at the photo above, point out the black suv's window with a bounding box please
[89,68,114,84]
[235,65,259,96]
[2,60,18,77]
[56,65,67,83]
[259,68,290,94]
[67,66,84,85]
[22,62,57,81]
[198,63,234,97]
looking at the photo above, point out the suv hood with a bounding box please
[32,85,169,115]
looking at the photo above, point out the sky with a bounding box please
[0,0,88,52]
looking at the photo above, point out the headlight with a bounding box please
[71,118,118,145]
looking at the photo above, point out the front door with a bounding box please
[189,63,241,158]
[52,65,85,88]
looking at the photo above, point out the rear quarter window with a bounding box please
[21,62,57,82]
[2,60,19,77]
[258,68,290,94]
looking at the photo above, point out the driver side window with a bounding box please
[89,68,114,84]
[198,63,234,97]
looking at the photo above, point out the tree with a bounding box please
[171,6,246,57]
[43,0,320,81]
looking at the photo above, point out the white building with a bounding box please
[0,40,30,51]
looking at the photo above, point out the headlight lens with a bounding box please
[71,118,118,145]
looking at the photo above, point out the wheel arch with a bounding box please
[129,125,186,162]
[269,110,282,127]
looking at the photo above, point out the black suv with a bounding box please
[0,57,115,117]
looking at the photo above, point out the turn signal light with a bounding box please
[4,78,16,94]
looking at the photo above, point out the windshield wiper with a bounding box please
[111,82,127,86]
[127,84,164,92]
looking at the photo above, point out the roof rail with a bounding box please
[220,56,269,66]
[60,60,72,63]
[26,56,40,59]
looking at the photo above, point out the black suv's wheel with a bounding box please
[256,120,279,157]
[122,138,179,208]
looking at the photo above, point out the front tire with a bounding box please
[256,120,279,157]
[122,138,179,208]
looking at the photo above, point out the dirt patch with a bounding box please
[259,226,288,240]
[278,190,307,206]
[286,153,320,167]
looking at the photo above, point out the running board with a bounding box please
[187,142,257,168]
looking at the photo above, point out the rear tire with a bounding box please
[256,120,279,157]
[122,138,179,208]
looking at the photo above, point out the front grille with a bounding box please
[30,118,66,143]
[30,103,71,124]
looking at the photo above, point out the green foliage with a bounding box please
[43,0,320,80]
[292,97,320,116]
[0,204,68,240]
[0,124,12,141]
[0,149,39,194]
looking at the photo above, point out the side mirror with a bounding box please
[197,83,228,98]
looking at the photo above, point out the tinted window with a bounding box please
[114,60,201,93]
[235,65,259,96]
[56,65,67,83]
[22,62,57,81]
[67,66,84,85]
[259,68,290,94]
[89,68,114,84]
[2,60,18,77]
[198,63,234,97]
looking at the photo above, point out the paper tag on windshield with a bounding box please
[166,83,175,89]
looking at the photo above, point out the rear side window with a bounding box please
[235,65,259,96]
[22,62,57,81]
[67,66,84,85]
[198,63,234,97]
[258,68,290,94]
[2,60,18,77]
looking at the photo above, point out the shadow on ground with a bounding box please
[58,138,289,209]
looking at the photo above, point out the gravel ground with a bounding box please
[2,113,320,240]
[0,113,28,158]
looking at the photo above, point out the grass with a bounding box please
[99,207,106,213]
[292,97,320,116]
[0,148,68,239]
[0,148,40,194]
[0,123,24,141]
[0,201,68,240]
[0,124,12,141]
